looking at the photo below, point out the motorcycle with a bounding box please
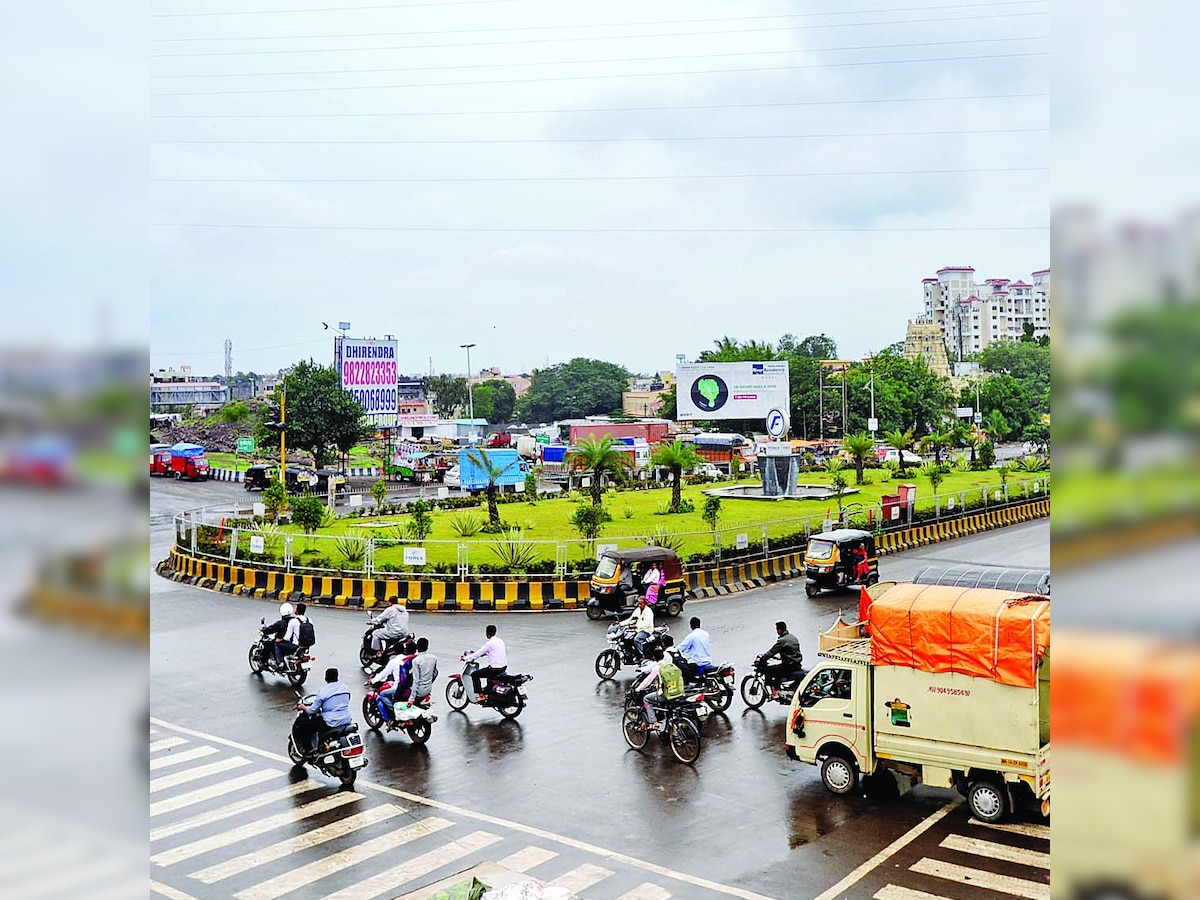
[362,682,437,745]
[248,618,313,687]
[740,656,808,710]
[445,658,532,720]
[358,612,411,673]
[621,684,704,764]
[286,693,367,787]
[688,660,737,713]
[594,624,670,680]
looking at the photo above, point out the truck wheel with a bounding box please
[805,582,820,598]
[967,780,1008,823]
[821,754,858,795]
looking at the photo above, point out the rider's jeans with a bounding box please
[643,691,665,724]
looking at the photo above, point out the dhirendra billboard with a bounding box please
[675,361,790,421]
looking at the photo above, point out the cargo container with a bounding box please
[568,421,670,445]
[457,448,529,493]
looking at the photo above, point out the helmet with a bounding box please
[279,602,294,618]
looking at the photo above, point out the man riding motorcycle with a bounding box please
[369,639,417,720]
[368,597,411,662]
[760,620,804,700]
[618,597,655,656]
[464,624,507,700]
[676,616,712,682]
[259,602,293,663]
[274,602,310,667]
[295,667,352,754]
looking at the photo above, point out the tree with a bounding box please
[263,480,287,521]
[568,436,632,507]
[657,383,677,420]
[370,479,387,510]
[824,458,849,518]
[217,401,251,425]
[569,502,612,547]
[884,428,915,476]
[841,432,874,485]
[920,461,946,497]
[986,409,1011,443]
[422,374,467,418]
[1020,321,1036,342]
[463,447,504,526]
[976,340,1050,414]
[1022,421,1050,454]
[702,496,722,532]
[407,500,433,542]
[650,440,702,514]
[275,359,372,468]
[919,428,955,465]
[964,430,984,468]
[959,374,1033,436]
[514,358,631,423]
[478,379,516,422]
[291,496,326,545]
[797,334,838,360]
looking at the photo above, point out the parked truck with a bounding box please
[169,442,209,481]
[786,582,1049,823]
[568,421,670,445]
[457,448,529,494]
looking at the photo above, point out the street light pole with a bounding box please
[869,369,876,439]
[460,342,476,430]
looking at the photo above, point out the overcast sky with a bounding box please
[146,0,1051,376]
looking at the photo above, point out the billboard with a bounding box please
[675,361,790,421]
[339,338,399,417]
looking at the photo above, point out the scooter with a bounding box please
[362,682,437,745]
[249,619,313,687]
[287,693,367,787]
[445,658,532,720]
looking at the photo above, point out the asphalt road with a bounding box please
[150,478,1049,900]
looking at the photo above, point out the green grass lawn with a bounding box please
[252,468,1040,572]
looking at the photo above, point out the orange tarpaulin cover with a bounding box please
[867,584,1050,688]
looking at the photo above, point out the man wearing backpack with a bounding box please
[274,602,313,666]
[643,645,686,734]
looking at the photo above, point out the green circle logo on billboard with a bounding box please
[691,374,729,412]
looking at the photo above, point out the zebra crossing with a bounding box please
[148,722,772,900]
[870,816,1050,900]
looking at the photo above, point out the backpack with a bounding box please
[297,618,316,648]
[659,660,685,700]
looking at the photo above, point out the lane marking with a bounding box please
[940,834,1050,869]
[496,845,558,873]
[150,770,283,817]
[150,757,253,793]
[150,737,188,753]
[152,792,362,866]
[150,746,219,771]
[151,716,779,900]
[967,818,1050,840]
[321,829,501,900]
[618,883,674,900]
[811,797,963,900]
[190,804,404,883]
[551,863,615,894]
[151,782,322,842]
[233,817,455,900]
[874,886,956,900]
[151,880,200,900]
[910,858,1049,900]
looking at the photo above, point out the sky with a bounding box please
[145,0,1052,377]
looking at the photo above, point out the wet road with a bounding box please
[150,479,1049,899]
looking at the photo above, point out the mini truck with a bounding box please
[786,582,1049,823]
[457,448,530,494]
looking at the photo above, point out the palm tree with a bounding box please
[841,432,874,486]
[824,458,849,519]
[884,428,915,477]
[463,447,504,526]
[919,461,946,497]
[567,436,632,507]
[986,409,1011,444]
[964,431,984,469]
[920,428,954,466]
[650,440,702,513]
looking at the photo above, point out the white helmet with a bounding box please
[279,602,294,618]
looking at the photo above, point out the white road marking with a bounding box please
[812,797,964,900]
[321,829,501,900]
[150,782,321,842]
[618,883,674,900]
[151,880,200,900]
[150,737,188,753]
[910,858,1049,900]
[151,716,778,900]
[151,792,362,866]
[190,804,404,883]
[551,863,615,894]
[233,817,455,900]
[150,770,281,817]
[496,845,558,873]
[149,757,253,793]
[149,746,219,771]
[940,834,1050,869]
[967,818,1051,840]
[875,885,957,900]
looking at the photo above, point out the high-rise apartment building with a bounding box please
[919,266,1051,361]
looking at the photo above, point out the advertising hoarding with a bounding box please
[675,361,790,421]
[339,338,399,417]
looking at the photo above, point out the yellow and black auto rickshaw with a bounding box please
[587,547,687,620]
[804,528,879,597]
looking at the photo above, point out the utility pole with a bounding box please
[841,366,848,439]
[278,390,286,483]
[818,367,824,443]
[460,343,476,426]
[869,368,877,439]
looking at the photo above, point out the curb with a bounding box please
[159,497,1050,611]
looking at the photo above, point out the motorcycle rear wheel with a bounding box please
[338,761,357,788]
[622,708,648,750]
[248,644,264,675]
[286,667,308,688]
[595,649,620,681]
[668,717,702,764]
[707,681,734,712]
[407,720,432,745]
[498,690,525,720]
[740,674,767,710]
[445,679,469,711]
[362,697,384,731]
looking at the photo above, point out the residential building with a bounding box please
[921,266,1052,360]
[150,367,229,414]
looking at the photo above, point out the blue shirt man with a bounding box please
[303,669,352,727]
[677,617,712,668]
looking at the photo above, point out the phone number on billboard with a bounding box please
[348,388,397,411]
[342,360,398,387]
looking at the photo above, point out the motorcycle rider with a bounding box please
[296,667,352,754]
[676,616,712,682]
[641,646,686,733]
[760,621,805,700]
[410,637,439,706]
[274,602,309,667]
[618,596,655,656]
[632,645,663,727]
[464,624,507,701]
[371,639,417,720]
[369,597,411,661]
[260,602,293,663]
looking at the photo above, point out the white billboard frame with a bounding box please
[675,361,790,422]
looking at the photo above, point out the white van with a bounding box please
[877,447,922,467]
[443,465,460,488]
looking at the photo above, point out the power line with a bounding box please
[150,90,1049,119]
[152,0,514,18]
[152,165,1049,184]
[153,222,1049,234]
[150,11,1048,57]
[150,1,1047,37]
[152,35,1047,79]
[152,127,1048,145]
[152,51,1049,96]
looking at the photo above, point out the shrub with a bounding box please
[524,471,538,501]
[642,526,684,552]
[976,441,996,469]
[489,528,541,571]
[1019,455,1048,472]
[291,496,326,536]
[479,521,508,535]
[702,496,722,531]
[449,512,484,537]
[569,502,612,542]
[335,536,366,566]
[622,504,635,519]
[263,481,288,520]
[676,497,695,514]
[370,479,388,509]
[407,500,433,542]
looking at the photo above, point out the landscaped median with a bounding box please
[156,496,1050,611]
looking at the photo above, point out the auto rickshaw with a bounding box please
[150,443,172,476]
[243,464,278,491]
[803,528,879,598]
[587,547,687,620]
